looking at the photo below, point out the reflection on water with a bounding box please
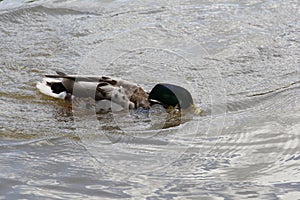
[0,0,299,199]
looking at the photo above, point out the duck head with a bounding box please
[148,83,194,110]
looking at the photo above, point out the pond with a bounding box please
[0,0,299,199]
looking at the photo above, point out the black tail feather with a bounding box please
[47,82,67,94]
[56,71,67,76]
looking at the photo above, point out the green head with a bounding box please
[148,83,194,109]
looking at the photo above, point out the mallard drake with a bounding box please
[36,71,202,116]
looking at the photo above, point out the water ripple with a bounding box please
[0,0,299,199]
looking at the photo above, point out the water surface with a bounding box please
[0,0,299,199]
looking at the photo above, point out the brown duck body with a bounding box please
[36,71,150,111]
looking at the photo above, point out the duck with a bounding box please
[36,71,203,125]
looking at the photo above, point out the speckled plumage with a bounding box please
[36,71,149,112]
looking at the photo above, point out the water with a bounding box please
[0,0,299,199]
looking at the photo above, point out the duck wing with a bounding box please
[45,71,118,94]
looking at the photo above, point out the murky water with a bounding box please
[0,0,299,199]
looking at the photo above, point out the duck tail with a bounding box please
[36,77,68,100]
